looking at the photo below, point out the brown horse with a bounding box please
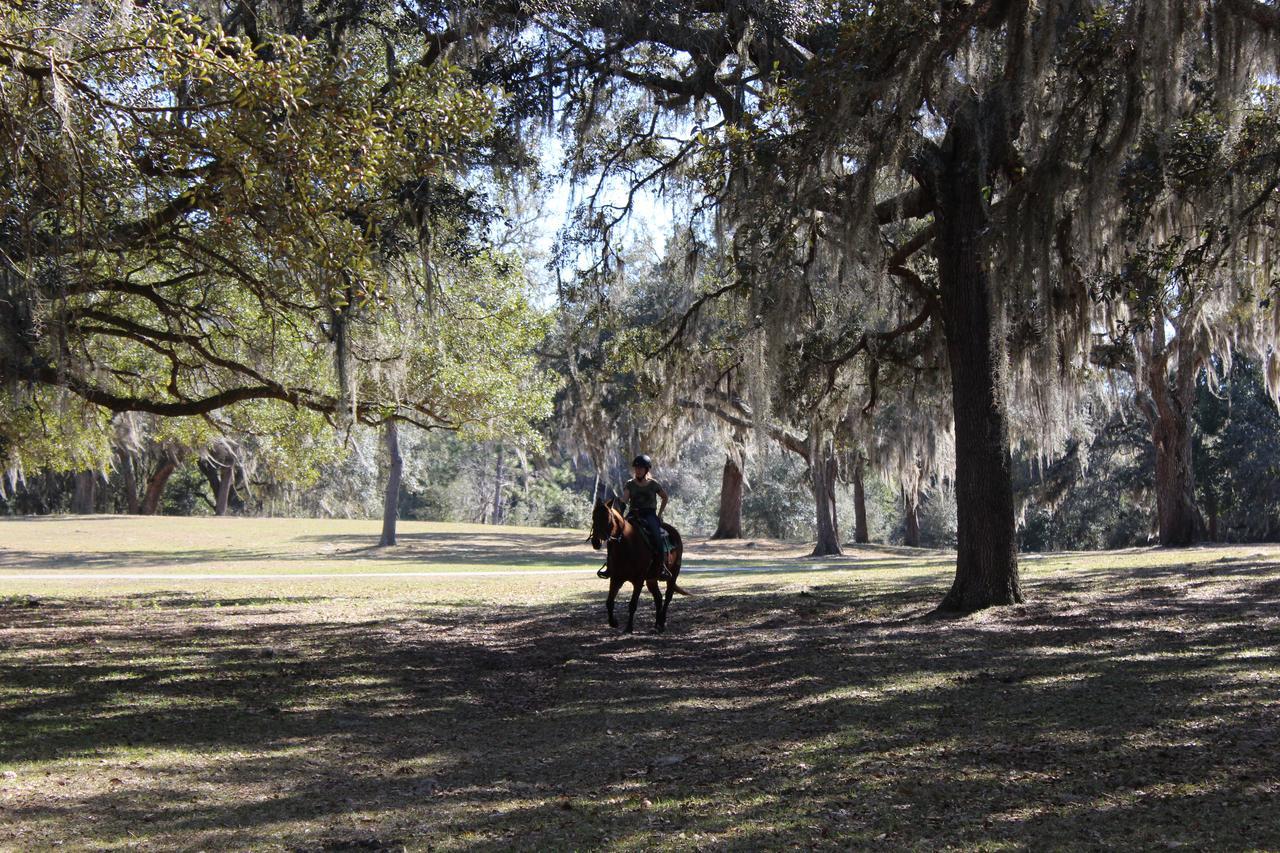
[590,499,688,633]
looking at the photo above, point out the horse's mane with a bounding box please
[604,501,626,533]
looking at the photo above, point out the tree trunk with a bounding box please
[200,455,236,515]
[214,458,235,516]
[809,435,842,557]
[71,471,97,514]
[491,445,505,525]
[140,461,176,515]
[1143,326,1205,547]
[930,104,1022,611]
[380,420,402,547]
[1206,496,1219,542]
[902,485,921,548]
[711,454,745,540]
[1150,400,1204,546]
[119,453,141,514]
[852,457,869,544]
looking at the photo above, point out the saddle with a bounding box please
[628,515,676,556]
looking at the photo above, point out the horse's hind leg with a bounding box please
[625,582,643,634]
[647,578,664,633]
[606,577,623,629]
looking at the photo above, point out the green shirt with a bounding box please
[625,477,662,512]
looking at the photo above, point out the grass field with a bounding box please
[2,516,1278,851]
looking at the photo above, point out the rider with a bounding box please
[620,454,672,580]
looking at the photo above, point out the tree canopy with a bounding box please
[1,0,554,495]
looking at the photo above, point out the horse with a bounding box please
[589,499,688,633]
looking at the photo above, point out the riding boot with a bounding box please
[654,555,673,581]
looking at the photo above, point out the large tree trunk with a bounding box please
[71,471,97,514]
[852,457,869,544]
[809,434,842,557]
[199,455,236,515]
[930,104,1022,611]
[214,459,235,516]
[711,454,745,540]
[380,420,402,547]
[902,485,921,548]
[140,461,176,515]
[119,453,141,514]
[1149,390,1204,547]
[1142,323,1205,547]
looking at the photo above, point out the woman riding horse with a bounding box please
[589,455,687,632]
[616,454,671,581]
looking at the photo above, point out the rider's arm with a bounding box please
[657,485,669,517]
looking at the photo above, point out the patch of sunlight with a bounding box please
[150,670,254,686]
[872,670,953,695]
[598,792,785,848]
[91,653,206,668]
[1020,671,1096,686]
[1039,727,1115,748]
[658,695,785,712]
[993,777,1219,827]
[0,685,63,703]
[89,670,158,683]
[791,686,883,707]
[1022,644,1096,656]
[322,674,399,690]
[1112,651,1190,663]
[78,693,240,714]
[1218,648,1278,660]
[1187,686,1270,708]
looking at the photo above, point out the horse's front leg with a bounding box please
[625,582,643,634]
[646,577,664,633]
[606,577,623,628]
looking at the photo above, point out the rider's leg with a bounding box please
[637,511,672,580]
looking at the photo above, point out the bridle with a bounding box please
[588,502,625,549]
[588,502,627,578]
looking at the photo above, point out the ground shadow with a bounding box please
[1,557,1277,850]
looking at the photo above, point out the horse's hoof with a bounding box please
[608,618,619,629]
[655,624,665,634]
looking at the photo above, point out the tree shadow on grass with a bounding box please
[0,532,602,571]
[1,558,1278,850]
[0,520,977,574]
[0,547,292,570]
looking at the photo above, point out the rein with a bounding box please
[591,504,628,577]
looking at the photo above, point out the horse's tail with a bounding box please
[661,522,690,595]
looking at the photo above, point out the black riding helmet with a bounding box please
[632,454,652,470]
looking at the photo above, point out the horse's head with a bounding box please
[589,499,619,550]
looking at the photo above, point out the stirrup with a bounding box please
[597,563,610,579]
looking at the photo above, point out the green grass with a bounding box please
[1,516,1278,850]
